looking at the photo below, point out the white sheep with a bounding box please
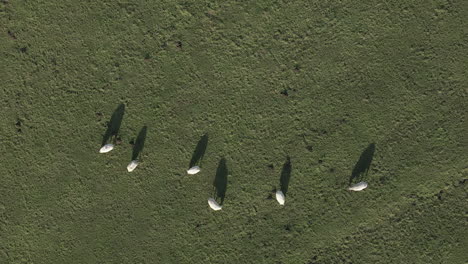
[348,181,368,191]
[127,160,139,172]
[208,198,222,211]
[99,144,114,153]
[276,190,285,205]
[187,166,201,175]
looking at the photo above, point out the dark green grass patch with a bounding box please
[1,0,467,263]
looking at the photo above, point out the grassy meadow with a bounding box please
[1,0,467,263]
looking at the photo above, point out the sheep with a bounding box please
[127,160,139,172]
[99,144,114,153]
[276,190,285,205]
[348,181,368,191]
[208,198,222,211]
[187,166,201,175]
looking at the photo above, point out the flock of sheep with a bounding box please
[99,143,368,211]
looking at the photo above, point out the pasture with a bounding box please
[1,1,467,263]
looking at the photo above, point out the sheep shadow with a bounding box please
[189,134,208,168]
[101,104,125,146]
[349,143,375,184]
[212,158,228,205]
[280,156,292,195]
[132,126,147,160]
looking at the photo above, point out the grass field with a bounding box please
[1,1,467,263]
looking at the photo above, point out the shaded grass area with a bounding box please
[101,104,125,146]
[279,156,292,195]
[212,158,228,205]
[0,1,467,264]
[349,143,375,184]
[131,126,147,161]
[189,134,208,168]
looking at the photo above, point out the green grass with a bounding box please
[1,0,467,263]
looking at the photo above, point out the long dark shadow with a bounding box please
[189,134,208,168]
[280,156,292,195]
[213,158,228,205]
[349,143,376,184]
[132,126,148,160]
[101,104,125,146]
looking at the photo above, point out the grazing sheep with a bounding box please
[187,166,201,175]
[99,144,114,153]
[208,198,222,211]
[127,160,139,172]
[348,181,368,191]
[276,190,285,205]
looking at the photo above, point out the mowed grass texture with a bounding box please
[1,1,467,263]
